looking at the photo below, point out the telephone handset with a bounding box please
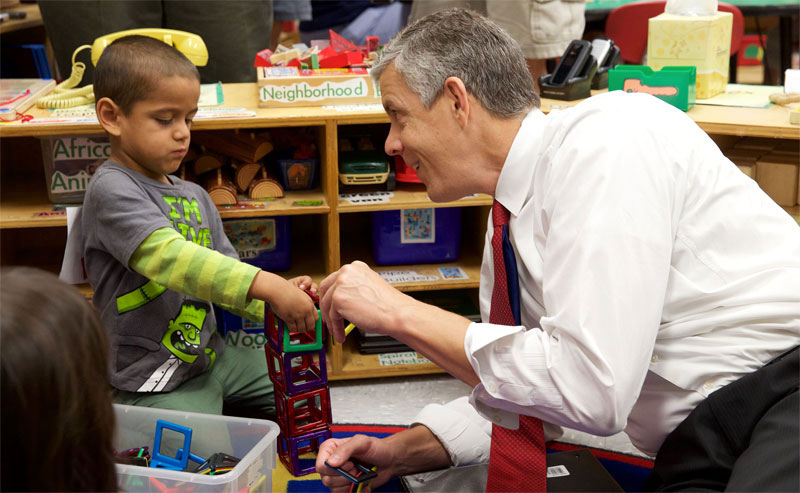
[549,40,594,87]
[90,28,208,66]
[36,28,208,109]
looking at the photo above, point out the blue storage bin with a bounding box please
[217,308,267,350]
[223,216,291,272]
[371,207,462,265]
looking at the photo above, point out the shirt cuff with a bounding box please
[412,397,491,467]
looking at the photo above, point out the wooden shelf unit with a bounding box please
[1,83,798,380]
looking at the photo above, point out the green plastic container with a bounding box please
[608,65,696,111]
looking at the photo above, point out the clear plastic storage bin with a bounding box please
[114,404,278,492]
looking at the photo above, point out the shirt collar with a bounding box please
[495,108,547,217]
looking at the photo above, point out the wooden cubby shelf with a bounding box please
[1,83,797,380]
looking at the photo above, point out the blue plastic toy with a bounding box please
[149,420,205,471]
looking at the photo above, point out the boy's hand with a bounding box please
[248,271,318,332]
[289,275,318,295]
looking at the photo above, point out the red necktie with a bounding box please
[485,200,547,492]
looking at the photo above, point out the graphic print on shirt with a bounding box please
[137,300,216,392]
[162,196,212,246]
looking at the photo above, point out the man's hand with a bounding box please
[316,426,454,492]
[318,261,416,343]
[316,435,399,492]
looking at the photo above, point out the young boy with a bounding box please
[82,35,318,417]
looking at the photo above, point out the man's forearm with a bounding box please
[385,425,453,476]
[392,297,480,387]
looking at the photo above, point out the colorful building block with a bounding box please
[274,385,332,436]
[264,307,324,353]
[264,291,332,477]
[277,427,332,476]
[266,344,328,396]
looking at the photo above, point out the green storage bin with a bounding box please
[608,65,696,111]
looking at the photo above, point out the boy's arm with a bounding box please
[129,227,265,322]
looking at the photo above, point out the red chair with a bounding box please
[604,1,744,65]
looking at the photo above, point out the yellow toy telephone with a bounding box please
[36,28,208,109]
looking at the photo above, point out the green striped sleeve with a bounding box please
[130,227,263,321]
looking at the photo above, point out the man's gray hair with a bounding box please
[371,8,538,118]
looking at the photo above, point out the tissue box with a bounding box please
[647,12,732,99]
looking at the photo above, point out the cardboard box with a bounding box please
[756,154,799,206]
[647,12,732,99]
[734,161,757,179]
[257,66,380,108]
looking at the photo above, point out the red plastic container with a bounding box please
[394,155,422,184]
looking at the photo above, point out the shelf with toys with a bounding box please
[1,82,798,381]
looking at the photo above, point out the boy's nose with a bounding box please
[174,122,190,141]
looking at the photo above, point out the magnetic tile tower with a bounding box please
[265,293,331,476]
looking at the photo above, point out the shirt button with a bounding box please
[703,380,715,391]
[650,354,659,363]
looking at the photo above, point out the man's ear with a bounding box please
[96,97,122,136]
[443,77,470,129]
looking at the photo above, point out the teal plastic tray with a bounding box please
[608,65,696,111]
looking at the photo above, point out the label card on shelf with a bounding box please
[378,270,440,284]
[339,191,393,204]
[378,351,431,366]
[439,267,468,280]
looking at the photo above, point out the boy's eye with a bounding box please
[156,118,172,125]
[185,119,193,126]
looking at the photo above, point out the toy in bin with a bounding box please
[277,158,317,190]
[223,217,291,272]
[372,207,462,265]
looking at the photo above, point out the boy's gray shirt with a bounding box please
[82,161,234,392]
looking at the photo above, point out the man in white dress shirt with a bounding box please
[316,8,800,491]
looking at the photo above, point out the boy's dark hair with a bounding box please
[93,34,201,114]
[1,267,117,491]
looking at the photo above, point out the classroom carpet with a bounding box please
[271,424,654,492]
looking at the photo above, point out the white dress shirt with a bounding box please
[413,91,800,461]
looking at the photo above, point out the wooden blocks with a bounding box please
[181,130,286,205]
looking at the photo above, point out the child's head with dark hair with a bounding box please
[1,267,117,491]
[93,35,201,184]
[94,34,200,114]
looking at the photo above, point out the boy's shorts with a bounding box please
[409,0,586,60]
[113,345,274,419]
